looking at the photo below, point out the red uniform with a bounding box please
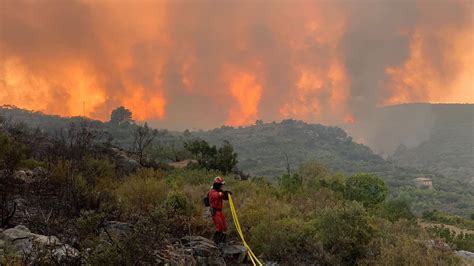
[209,189,227,232]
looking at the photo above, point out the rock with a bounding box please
[13,170,33,183]
[456,250,474,260]
[166,236,225,265]
[52,244,80,261]
[222,244,248,264]
[168,160,197,169]
[2,225,32,240]
[0,225,79,262]
[104,221,132,236]
[13,225,30,233]
[96,146,141,175]
[32,167,48,179]
[13,168,47,183]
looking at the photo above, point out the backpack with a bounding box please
[203,192,210,207]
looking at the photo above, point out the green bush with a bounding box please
[379,199,415,222]
[250,218,329,264]
[423,210,474,230]
[427,226,474,252]
[80,155,116,184]
[279,173,303,192]
[115,171,168,217]
[315,202,376,264]
[345,173,388,208]
[165,191,193,216]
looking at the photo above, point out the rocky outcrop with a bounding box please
[94,146,140,175]
[0,225,79,263]
[455,250,474,263]
[161,236,250,265]
[13,167,48,184]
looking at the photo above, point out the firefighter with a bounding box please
[209,176,232,245]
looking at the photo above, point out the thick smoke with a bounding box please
[0,0,472,130]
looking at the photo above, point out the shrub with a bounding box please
[87,207,169,265]
[379,199,415,222]
[80,155,116,184]
[250,218,329,264]
[115,171,168,217]
[364,221,462,265]
[165,191,193,216]
[427,226,474,252]
[315,202,376,264]
[298,160,331,186]
[345,173,388,208]
[280,173,302,192]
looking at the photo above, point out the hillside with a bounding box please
[0,106,411,183]
[387,104,474,181]
[1,105,473,217]
[196,120,402,178]
[0,114,472,264]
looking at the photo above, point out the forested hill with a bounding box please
[0,106,409,182]
[2,105,473,216]
[196,120,393,178]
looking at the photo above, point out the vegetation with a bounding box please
[184,139,238,175]
[344,173,388,208]
[110,106,133,125]
[1,113,468,264]
[1,105,473,218]
[423,210,474,231]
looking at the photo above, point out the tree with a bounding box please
[184,139,217,170]
[110,106,133,125]
[132,123,158,165]
[184,139,238,174]
[344,173,388,208]
[216,140,238,175]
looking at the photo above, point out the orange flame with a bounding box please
[225,70,263,126]
[1,0,472,128]
[383,1,474,105]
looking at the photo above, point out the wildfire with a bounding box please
[383,0,474,105]
[0,0,472,127]
[226,71,263,126]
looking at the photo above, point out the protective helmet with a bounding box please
[213,176,225,184]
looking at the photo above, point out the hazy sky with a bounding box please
[1,0,473,129]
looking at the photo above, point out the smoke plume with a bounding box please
[1,0,472,129]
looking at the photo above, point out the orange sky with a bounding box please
[1,0,472,129]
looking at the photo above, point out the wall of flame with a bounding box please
[1,0,472,129]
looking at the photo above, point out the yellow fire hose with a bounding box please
[228,194,263,266]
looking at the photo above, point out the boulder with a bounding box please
[104,221,132,236]
[32,167,48,179]
[455,250,474,260]
[222,244,248,264]
[13,168,48,183]
[0,225,79,262]
[13,170,33,183]
[97,146,141,175]
[166,236,226,265]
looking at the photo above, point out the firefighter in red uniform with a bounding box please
[209,176,232,245]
